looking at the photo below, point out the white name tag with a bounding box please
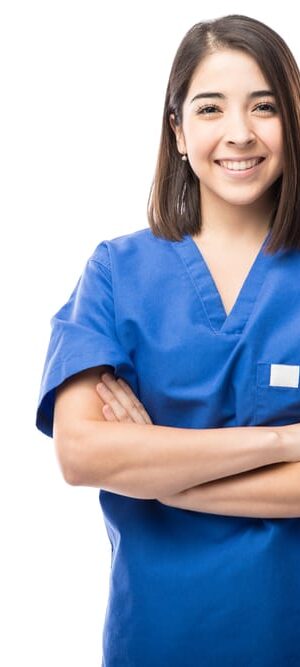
[270,364,300,388]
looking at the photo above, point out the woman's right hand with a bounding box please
[277,422,300,462]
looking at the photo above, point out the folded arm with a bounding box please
[88,374,288,501]
[55,370,283,496]
[158,460,300,518]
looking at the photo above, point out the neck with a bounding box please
[198,188,273,244]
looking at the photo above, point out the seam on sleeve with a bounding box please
[88,257,125,363]
[90,240,112,272]
[89,257,111,275]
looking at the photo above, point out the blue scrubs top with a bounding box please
[36,227,300,666]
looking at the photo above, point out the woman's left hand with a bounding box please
[96,373,181,507]
[96,373,153,425]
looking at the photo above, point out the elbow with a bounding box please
[53,432,81,486]
[64,464,80,486]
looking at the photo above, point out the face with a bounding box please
[170,49,284,211]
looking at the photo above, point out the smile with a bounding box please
[215,157,266,177]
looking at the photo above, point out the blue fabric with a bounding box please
[36,227,300,666]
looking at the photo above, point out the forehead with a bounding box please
[187,49,268,97]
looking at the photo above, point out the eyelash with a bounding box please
[196,102,277,116]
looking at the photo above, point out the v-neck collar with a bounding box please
[173,229,273,336]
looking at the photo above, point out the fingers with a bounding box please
[102,403,117,421]
[97,373,151,424]
[98,380,141,422]
[116,377,153,424]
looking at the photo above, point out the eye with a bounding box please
[195,102,277,116]
[195,104,220,115]
[254,103,277,114]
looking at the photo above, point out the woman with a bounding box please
[36,14,300,666]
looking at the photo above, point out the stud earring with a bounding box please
[181,154,188,161]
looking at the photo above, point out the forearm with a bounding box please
[72,420,282,498]
[159,461,300,518]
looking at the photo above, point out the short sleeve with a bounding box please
[35,246,131,438]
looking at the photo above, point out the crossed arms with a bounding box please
[55,370,300,519]
[93,373,300,519]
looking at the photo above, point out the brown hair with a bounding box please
[147,14,300,253]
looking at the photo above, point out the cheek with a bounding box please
[259,119,283,155]
[184,119,214,156]
[189,132,216,163]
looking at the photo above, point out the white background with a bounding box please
[1,1,298,664]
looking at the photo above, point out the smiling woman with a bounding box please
[148,16,300,257]
[36,13,300,667]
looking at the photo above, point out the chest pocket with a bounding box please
[254,362,300,426]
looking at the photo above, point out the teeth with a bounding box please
[219,158,262,170]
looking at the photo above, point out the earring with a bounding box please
[181,153,187,161]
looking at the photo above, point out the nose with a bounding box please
[225,113,256,146]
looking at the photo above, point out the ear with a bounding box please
[169,113,186,156]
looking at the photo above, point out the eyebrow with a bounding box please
[190,89,275,104]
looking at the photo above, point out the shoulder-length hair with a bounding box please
[147,14,300,254]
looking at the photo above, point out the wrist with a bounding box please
[271,425,292,463]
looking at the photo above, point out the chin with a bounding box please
[217,188,269,205]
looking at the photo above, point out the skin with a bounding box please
[169,48,284,248]
[95,374,300,518]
